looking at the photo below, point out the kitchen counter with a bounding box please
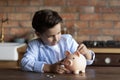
[89,48,120,53]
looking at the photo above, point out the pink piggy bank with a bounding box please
[63,51,87,74]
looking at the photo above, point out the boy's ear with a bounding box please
[74,51,80,57]
[35,31,40,36]
[65,51,71,56]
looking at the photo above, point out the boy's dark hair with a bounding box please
[32,9,63,34]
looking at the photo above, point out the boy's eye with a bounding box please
[47,35,53,38]
[58,32,61,34]
[47,32,61,38]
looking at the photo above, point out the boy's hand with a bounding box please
[43,60,70,74]
[51,62,70,74]
[77,43,92,60]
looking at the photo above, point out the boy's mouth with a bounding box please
[51,42,58,45]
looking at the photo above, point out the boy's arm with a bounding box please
[82,49,92,60]
[43,64,51,72]
[77,43,94,60]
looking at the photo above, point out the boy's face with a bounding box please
[38,23,62,46]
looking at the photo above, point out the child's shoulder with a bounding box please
[28,38,41,45]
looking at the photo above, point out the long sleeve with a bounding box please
[86,50,95,65]
[20,40,46,73]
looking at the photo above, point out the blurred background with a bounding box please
[1,0,120,43]
[1,0,120,68]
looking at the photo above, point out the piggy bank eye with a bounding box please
[72,57,75,59]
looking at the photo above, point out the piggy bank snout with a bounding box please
[64,59,73,66]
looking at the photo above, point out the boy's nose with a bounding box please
[53,35,58,41]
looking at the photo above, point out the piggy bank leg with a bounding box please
[73,70,80,74]
[81,69,85,73]
[80,73,86,77]
[80,69,86,76]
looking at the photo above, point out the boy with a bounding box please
[21,9,95,73]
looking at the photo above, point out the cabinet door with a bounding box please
[92,53,120,66]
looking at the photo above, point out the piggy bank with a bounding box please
[62,51,87,74]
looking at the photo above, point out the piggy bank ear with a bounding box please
[74,51,80,57]
[65,51,71,56]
